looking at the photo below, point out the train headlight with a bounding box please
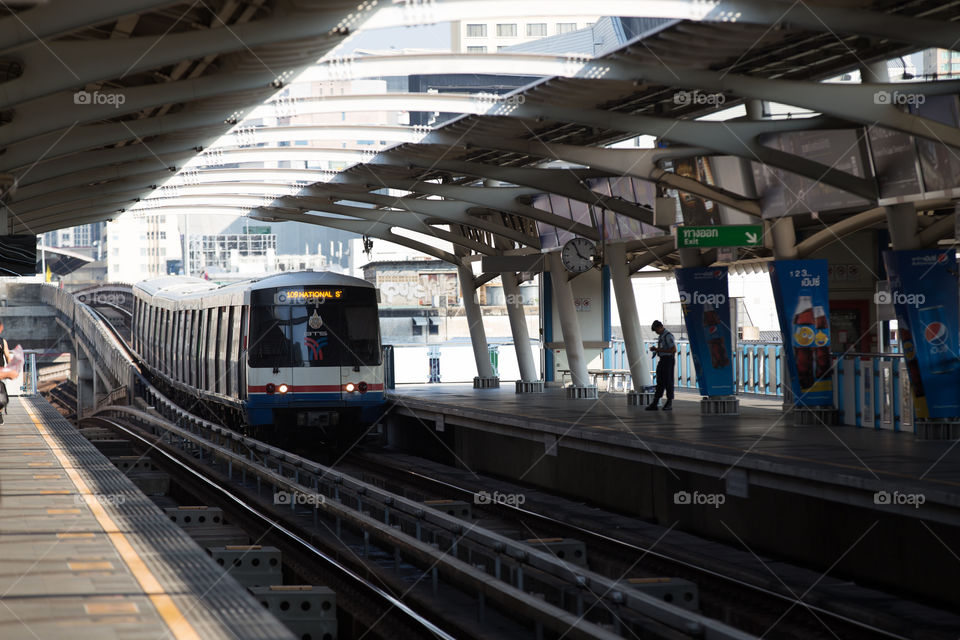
[265,383,276,394]
[358,381,368,394]
[278,383,289,394]
[345,382,356,393]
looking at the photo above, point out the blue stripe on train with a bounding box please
[246,392,386,426]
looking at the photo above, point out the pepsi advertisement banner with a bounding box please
[676,266,734,396]
[883,249,960,418]
[769,260,834,405]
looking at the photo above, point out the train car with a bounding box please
[131,272,385,440]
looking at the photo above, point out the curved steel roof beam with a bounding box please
[12,139,199,187]
[0,70,277,148]
[0,0,180,54]
[0,2,357,109]
[249,207,463,266]
[276,196,497,256]
[299,53,600,83]
[296,187,538,248]
[428,131,761,216]
[1,107,233,172]
[369,155,658,226]
[371,178,599,241]
[14,175,166,212]
[580,61,960,149]
[13,161,178,202]
[473,101,876,200]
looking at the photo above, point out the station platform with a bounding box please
[0,396,294,640]
[387,384,960,606]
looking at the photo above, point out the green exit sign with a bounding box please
[676,225,763,248]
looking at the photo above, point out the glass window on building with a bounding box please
[526,23,547,36]
[556,22,576,34]
[466,46,487,53]
[466,23,486,37]
[497,23,517,37]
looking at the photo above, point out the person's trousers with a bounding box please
[654,356,675,401]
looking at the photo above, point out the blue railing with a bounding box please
[627,339,785,397]
[621,338,912,431]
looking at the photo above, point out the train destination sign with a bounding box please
[676,225,763,248]
[275,289,344,304]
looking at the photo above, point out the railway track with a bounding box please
[343,451,951,640]
[81,414,457,640]
[61,292,957,640]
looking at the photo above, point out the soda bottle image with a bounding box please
[918,305,959,374]
[899,326,929,418]
[813,305,832,380]
[792,295,815,390]
[702,303,729,369]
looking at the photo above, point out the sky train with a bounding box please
[132,272,386,440]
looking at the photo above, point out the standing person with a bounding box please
[646,320,676,411]
[0,321,9,424]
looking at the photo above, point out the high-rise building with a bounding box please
[106,213,182,282]
[450,16,599,53]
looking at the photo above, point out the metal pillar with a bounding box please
[607,243,652,405]
[886,203,921,250]
[770,218,799,260]
[502,271,541,393]
[547,252,597,399]
[458,263,499,388]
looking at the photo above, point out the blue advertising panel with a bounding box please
[675,266,734,396]
[883,249,960,418]
[769,260,833,405]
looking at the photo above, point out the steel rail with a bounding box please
[84,416,456,640]
[351,455,914,640]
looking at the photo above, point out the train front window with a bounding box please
[248,287,380,368]
[249,305,292,368]
[343,306,381,365]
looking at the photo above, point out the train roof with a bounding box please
[133,276,217,298]
[134,271,373,304]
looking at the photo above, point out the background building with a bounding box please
[450,16,599,53]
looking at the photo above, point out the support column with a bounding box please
[502,271,541,393]
[770,217,799,260]
[769,216,799,411]
[886,202,920,250]
[457,263,499,388]
[607,243,651,405]
[548,252,597,399]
